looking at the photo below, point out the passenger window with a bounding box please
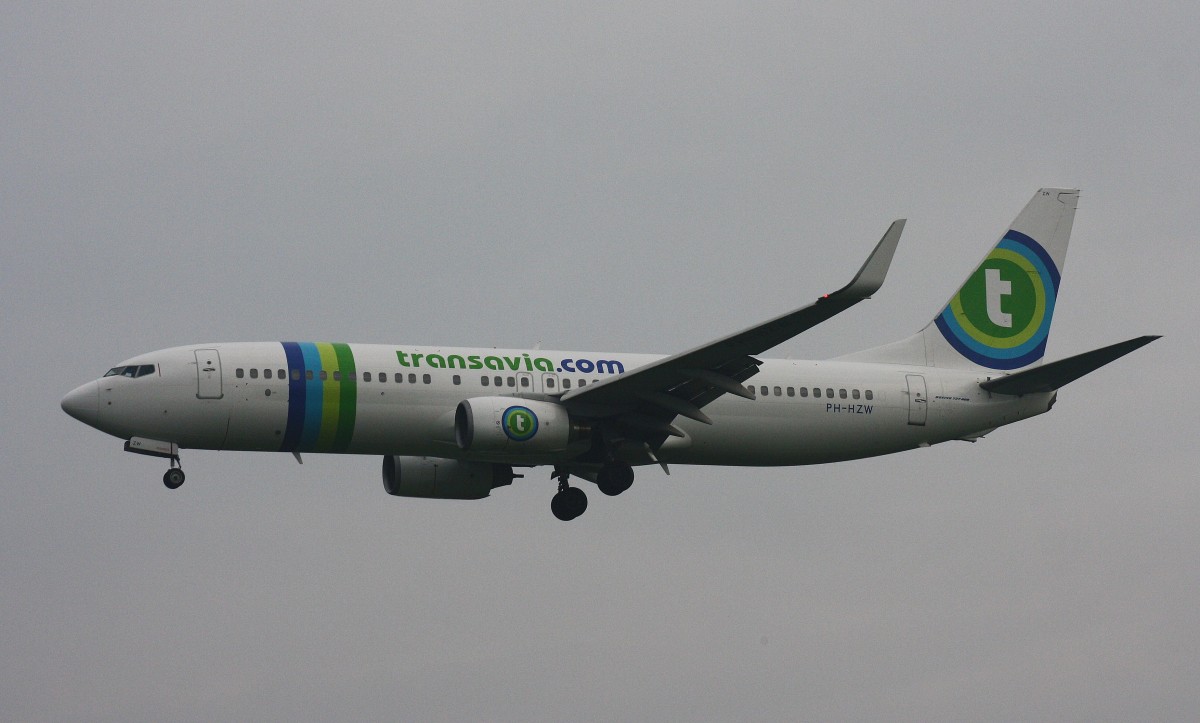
[865,390,873,400]
[378,372,386,383]
[409,374,417,383]
[563,379,572,389]
[333,371,341,381]
[578,380,586,387]
[306,370,314,381]
[278,369,285,379]
[545,377,556,389]
[800,387,808,397]
[320,371,328,381]
[521,377,530,388]
[787,387,795,397]
[394,373,402,383]
[507,377,515,387]
[839,389,847,399]
[422,374,431,384]
[826,388,834,398]
[264,369,272,379]
[236,368,245,379]
[495,376,503,387]
[760,386,768,396]
[453,375,461,385]
[482,376,490,387]
[251,368,259,379]
[774,386,782,396]
[363,372,371,382]
[292,369,301,381]
[852,389,860,399]
[813,388,821,398]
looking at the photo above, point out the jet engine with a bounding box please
[454,397,587,454]
[381,455,515,500]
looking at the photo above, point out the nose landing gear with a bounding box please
[162,456,185,489]
[123,437,185,490]
[163,467,185,489]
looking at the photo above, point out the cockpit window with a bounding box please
[103,364,156,378]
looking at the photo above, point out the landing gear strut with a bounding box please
[550,467,587,521]
[163,457,185,490]
[596,462,634,496]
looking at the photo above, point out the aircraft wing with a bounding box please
[558,220,905,441]
[979,335,1160,396]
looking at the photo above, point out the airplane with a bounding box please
[61,188,1158,520]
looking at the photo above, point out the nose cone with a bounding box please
[62,381,99,427]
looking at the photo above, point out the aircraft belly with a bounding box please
[662,402,913,466]
[172,399,232,449]
[224,386,289,451]
[347,398,456,456]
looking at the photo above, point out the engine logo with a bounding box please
[502,406,539,441]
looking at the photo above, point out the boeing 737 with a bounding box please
[62,189,1158,520]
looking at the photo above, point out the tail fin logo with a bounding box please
[934,230,1061,370]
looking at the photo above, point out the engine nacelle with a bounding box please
[381,455,515,500]
[454,397,583,454]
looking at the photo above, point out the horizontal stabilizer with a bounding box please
[980,335,1160,395]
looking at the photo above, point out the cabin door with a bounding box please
[195,349,223,399]
[905,374,927,426]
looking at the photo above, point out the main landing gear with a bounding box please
[596,462,634,497]
[550,462,636,520]
[551,468,587,521]
[163,457,185,490]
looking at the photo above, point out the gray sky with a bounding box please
[3,2,1197,720]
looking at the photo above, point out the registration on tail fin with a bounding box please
[841,188,1079,370]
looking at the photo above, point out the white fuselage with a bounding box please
[65,342,1053,468]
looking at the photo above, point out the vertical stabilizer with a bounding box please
[839,188,1079,370]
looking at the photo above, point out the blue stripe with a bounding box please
[1004,229,1060,291]
[299,342,324,450]
[280,342,306,451]
[935,315,1049,370]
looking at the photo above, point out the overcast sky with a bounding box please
[4,3,1198,720]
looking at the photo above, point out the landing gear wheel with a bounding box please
[551,486,588,521]
[596,462,634,496]
[163,468,185,490]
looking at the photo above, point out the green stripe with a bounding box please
[315,343,340,451]
[332,342,357,452]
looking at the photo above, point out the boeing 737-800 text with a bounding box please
[62,189,1158,520]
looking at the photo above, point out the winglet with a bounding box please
[829,219,906,299]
